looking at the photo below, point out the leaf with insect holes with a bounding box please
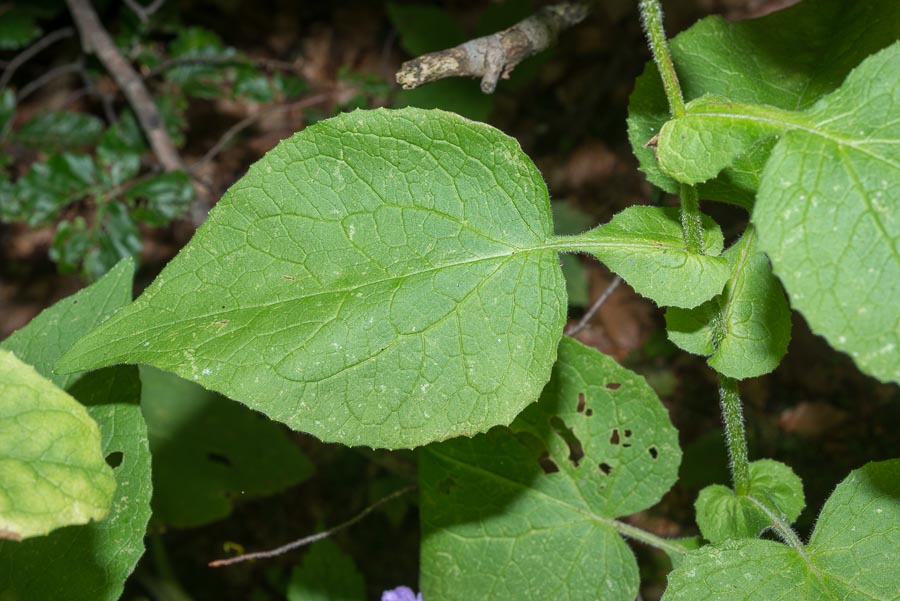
[420,337,681,601]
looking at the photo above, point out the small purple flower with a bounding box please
[381,585,422,601]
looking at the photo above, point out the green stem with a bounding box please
[613,519,689,556]
[638,0,685,118]
[746,496,806,552]
[678,183,704,254]
[719,375,751,495]
[639,0,704,252]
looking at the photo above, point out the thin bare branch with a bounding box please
[65,0,183,171]
[396,1,592,94]
[209,484,415,568]
[123,0,166,24]
[16,61,83,102]
[0,27,75,90]
[564,275,623,337]
[188,91,332,174]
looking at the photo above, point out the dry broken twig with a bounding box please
[396,1,593,94]
[65,0,183,172]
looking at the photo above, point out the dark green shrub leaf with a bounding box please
[0,89,15,138]
[0,10,41,50]
[82,202,142,282]
[0,350,115,540]
[420,337,682,601]
[15,111,105,151]
[140,366,313,528]
[50,217,91,274]
[14,153,97,225]
[666,227,791,379]
[127,170,194,226]
[695,459,804,544]
[286,539,365,601]
[663,459,900,600]
[627,0,900,207]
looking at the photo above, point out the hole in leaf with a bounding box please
[599,462,613,475]
[207,452,232,467]
[606,382,621,390]
[538,452,560,474]
[585,408,593,417]
[105,451,123,468]
[550,417,584,468]
[649,446,658,459]
[610,429,620,445]
[624,429,632,438]
[576,392,586,413]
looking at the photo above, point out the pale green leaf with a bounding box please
[695,459,804,544]
[558,206,729,308]
[0,259,151,599]
[0,365,153,601]
[420,337,682,601]
[141,365,313,528]
[662,459,900,600]
[0,350,115,540]
[627,0,900,207]
[1,257,134,389]
[56,107,567,449]
[754,44,900,383]
[666,227,791,379]
[286,539,365,601]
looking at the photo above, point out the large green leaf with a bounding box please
[0,366,152,601]
[1,257,135,389]
[662,459,900,600]
[420,337,682,601]
[56,107,567,449]
[694,459,804,544]
[627,0,900,207]
[755,44,897,383]
[0,350,115,541]
[665,227,791,379]
[56,108,727,448]
[141,365,313,528]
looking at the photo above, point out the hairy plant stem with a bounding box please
[719,375,751,495]
[639,0,704,252]
[678,183,704,254]
[638,0,684,118]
